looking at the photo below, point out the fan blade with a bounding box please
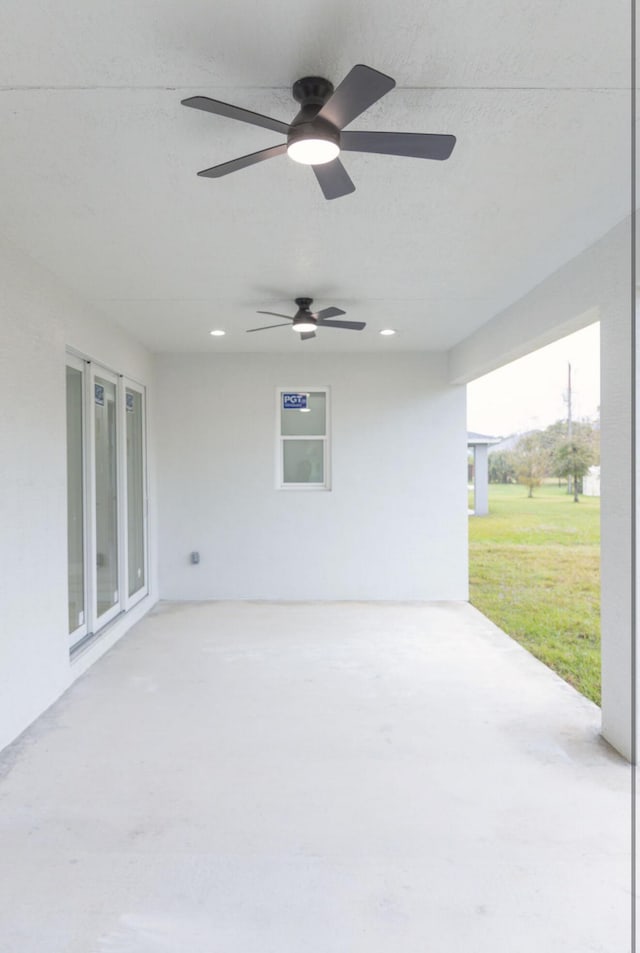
[314,307,346,320]
[341,130,456,161]
[312,159,355,200]
[256,310,294,320]
[181,96,289,135]
[317,319,366,330]
[246,323,292,333]
[198,143,287,178]
[301,331,316,340]
[317,64,395,130]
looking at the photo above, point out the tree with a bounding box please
[538,418,599,493]
[541,418,600,466]
[488,450,517,484]
[553,439,595,502]
[513,433,550,498]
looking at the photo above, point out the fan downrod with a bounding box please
[295,297,313,311]
[292,77,334,107]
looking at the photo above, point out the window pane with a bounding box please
[283,439,324,483]
[281,392,326,436]
[95,377,118,618]
[126,389,145,597]
[66,366,84,633]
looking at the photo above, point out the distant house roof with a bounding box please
[489,432,533,453]
[467,431,502,446]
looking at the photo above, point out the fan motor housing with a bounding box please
[293,297,317,329]
[289,76,340,151]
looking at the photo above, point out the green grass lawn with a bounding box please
[469,483,601,704]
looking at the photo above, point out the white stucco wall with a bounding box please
[155,352,468,601]
[0,236,157,752]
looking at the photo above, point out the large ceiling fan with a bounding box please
[247,298,364,340]
[182,64,456,200]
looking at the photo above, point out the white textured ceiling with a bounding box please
[0,0,632,353]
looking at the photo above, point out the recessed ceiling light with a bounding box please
[379,329,396,336]
[209,329,226,337]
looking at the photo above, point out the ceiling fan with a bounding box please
[247,297,364,340]
[182,63,456,200]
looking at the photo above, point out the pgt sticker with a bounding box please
[282,393,307,410]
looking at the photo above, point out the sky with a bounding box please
[466,322,600,438]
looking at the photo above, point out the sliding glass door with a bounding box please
[66,355,148,648]
[125,384,147,604]
[93,369,120,626]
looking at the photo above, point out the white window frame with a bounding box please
[276,386,331,490]
[66,354,89,647]
[66,351,148,650]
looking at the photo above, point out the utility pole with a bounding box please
[566,362,573,494]
[567,362,572,439]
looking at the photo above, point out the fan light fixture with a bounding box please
[287,138,340,165]
[183,65,456,200]
[210,329,226,336]
[292,319,317,333]
[246,297,365,339]
[379,329,396,336]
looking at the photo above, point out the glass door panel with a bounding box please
[126,387,145,598]
[94,375,119,619]
[66,364,85,639]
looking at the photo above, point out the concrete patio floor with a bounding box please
[0,601,632,952]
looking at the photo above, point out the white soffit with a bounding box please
[0,0,631,353]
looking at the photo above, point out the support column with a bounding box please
[600,300,634,761]
[473,444,489,516]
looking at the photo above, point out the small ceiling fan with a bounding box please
[182,63,456,199]
[247,298,364,340]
